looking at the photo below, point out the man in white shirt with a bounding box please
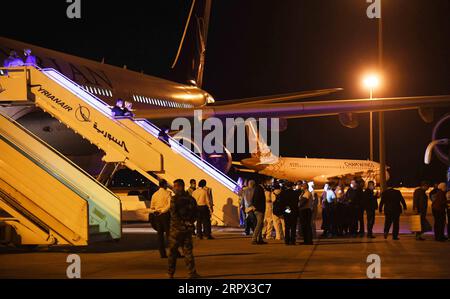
[150,179,172,258]
[191,180,214,239]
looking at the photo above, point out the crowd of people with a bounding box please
[239,177,450,245]
[110,160,448,280]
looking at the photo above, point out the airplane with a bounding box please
[0,0,449,180]
[233,121,388,186]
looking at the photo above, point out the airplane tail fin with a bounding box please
[170,0,212,88]
[247,121,279,165]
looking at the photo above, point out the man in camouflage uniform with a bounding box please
[168,179,200,279]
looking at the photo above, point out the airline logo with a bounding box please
[36,86,73,112]
[344,161,376,168]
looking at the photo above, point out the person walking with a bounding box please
[191,180,214,240]
[363,181,379,238]
[149,179,172,258]
[379,187,407,240]
[431,183,448,242]
[167,179,200,279]
[413,181,432,241]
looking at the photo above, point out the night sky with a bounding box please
[1,0,449,186]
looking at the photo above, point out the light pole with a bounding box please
[377,0,387,192]
[363,74,380,162]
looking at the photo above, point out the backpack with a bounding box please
[174,195,198,224]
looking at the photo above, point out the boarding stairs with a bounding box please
[0,66,240,227]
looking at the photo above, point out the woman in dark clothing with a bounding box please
[431,183,448,242]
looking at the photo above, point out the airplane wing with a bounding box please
[134,94,450,120]
[211,88,343,106]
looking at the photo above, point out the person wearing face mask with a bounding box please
[363,181,379,238]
